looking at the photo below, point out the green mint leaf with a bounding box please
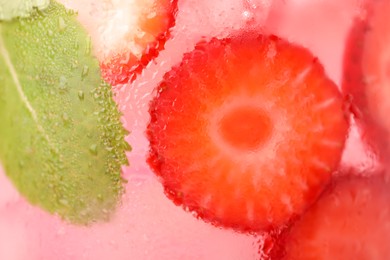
[0,0,49,21]
[0,1,130,224]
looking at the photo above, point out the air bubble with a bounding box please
[85,37,92,55]
[59,199,69,205]
[89,144,98,155]
[71,60,79,69]
[59,75,67,87]
[78,90,85,100]
[58,17,67,32]
[81,65,89,79]
[62,113,70,123]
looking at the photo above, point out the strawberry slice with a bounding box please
[79,0,178,85]
[342,0,390,156]
[147,34,349,232]
[102,0,178,85]
[270,174,390,259]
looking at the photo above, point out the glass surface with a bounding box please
[0,0,385,259]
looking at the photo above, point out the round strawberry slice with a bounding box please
[147,34,349,232]
[342,0,390,156]
[270,174,390,259]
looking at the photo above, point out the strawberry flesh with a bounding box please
[342,0,390,158]
[219,106,273,150]
[99,0,178,85]
[147,34,349,232]
[271,174,390,259]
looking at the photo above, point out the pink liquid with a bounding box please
[0,0,376,259]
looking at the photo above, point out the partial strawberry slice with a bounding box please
[101,0,178,85]
[147,34,349,232]
[270,174,390,260]
[342,0,390,157]
[65,0,178,86]
[101,0,177,85]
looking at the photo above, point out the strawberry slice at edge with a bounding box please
[342,0,390,159]
[269,173,390,260]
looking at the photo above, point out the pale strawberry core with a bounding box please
[218,107,272,151]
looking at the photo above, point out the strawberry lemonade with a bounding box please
[0,0,388,259]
